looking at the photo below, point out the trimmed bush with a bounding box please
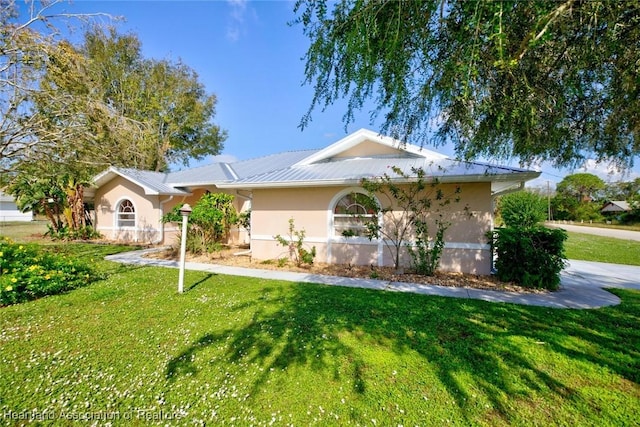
[0,238,101,306]
[491,226,567,290]
[499,191,547,228]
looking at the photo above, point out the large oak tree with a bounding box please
[295,0,639,168]
[30,27,227,174]
[79,27,227,172]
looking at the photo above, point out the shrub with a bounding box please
[163,193,238,254]
[499,191,547,228]
[0,238,102,306]
[360,166,464,273]
[274,218,316,267]
[45,224,102,241]
[490,226,567,290]
[573,203,604,222]
[407,218,448,276]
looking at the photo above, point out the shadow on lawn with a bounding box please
[166,282,640,423]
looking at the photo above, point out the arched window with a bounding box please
[333,192,377,237]
[117,199,135,228]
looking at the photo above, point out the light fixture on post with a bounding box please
[178,203,192,293]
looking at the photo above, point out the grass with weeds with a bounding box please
[1,251,639,425]
[565,232,640,266]
[0,221,48,242]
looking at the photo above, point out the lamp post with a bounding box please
[178,203,192,293]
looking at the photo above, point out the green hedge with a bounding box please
[491,226,568,290]
[499,191,547,228]
[0,238,102,306]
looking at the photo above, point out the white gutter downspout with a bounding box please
[235,189,253,248]
[157,196,174,244]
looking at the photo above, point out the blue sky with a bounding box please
[26,0,640,187]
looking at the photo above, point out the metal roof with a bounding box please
[167,163,236,185]
[230,149,320,179]
[0,191,16,203]
[91,130,540,194]
[94,167,191,196]
[601,201,632,212]
[219,157,540,188]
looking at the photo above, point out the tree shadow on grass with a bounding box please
[165,281,640,424]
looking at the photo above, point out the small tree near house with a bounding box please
[7,174,99,240]
[274,218,316,267]
[163,193,238,255]
[359,165,467,275]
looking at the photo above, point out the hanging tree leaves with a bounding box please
[294,0,640,168]
[0,0,112,172]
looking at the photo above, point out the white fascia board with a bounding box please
[92,166,160,195]
[491,181,524,196]
[91,167,117,187]
[293,128,447,166]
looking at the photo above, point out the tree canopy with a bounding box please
[28,27,227,174]
[1,0,84,171]
[556,173,606,202]
[2,2,227,240]
[2,4,226,176]
[79,27,227,171]
[295,0,639,168]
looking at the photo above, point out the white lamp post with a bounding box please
[178,203,192,293]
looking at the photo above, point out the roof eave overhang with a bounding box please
[91,167,192,196]
[217,171,542,190]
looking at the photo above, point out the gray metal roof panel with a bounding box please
[226,157,538,186]
[230,149,320,179]
[167,163,235,185]
[113,167,190,195]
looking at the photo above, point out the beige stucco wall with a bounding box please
[94,176,164,243]
[95,174,493,273]
[335,141,404,158]
[95,179,250,246]
[250,182,494,274]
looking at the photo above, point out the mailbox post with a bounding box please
[178,203,192,293]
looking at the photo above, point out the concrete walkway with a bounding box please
[105,249,640,310]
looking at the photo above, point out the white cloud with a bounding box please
[226,0,248,42]
[575,159,639,183]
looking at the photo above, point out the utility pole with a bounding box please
[547,180,552,221]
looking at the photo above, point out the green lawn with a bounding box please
[565,231,640,266]
[0,244,639,426]
[0,220,48,242]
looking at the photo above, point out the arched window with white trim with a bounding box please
[332,192,377,237]
[116,199,136,228]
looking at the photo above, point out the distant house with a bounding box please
[0,191,32,222]
[601,201,632,213]
[88,129,540,275]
